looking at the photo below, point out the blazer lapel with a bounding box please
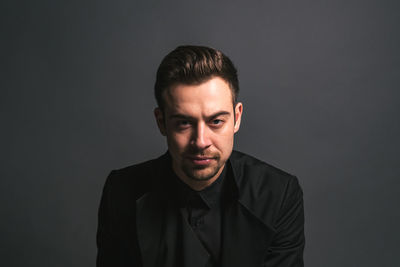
[135,152,177,267]
[220,201,275,267]
[220,156,277,267]
[136,191,167,267]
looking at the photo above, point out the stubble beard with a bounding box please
[181,154,224,181]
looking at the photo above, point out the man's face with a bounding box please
[155,77,243,186]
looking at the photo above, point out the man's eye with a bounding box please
[211,119,223,125]
[177,120,190,127]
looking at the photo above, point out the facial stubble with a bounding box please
[181,155,224,181]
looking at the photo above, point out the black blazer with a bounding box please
[97,151,304,267]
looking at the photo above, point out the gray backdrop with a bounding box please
[1,0,399,266]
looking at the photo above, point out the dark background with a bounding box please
[1,0,399,266]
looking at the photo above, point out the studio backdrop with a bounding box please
[1,0,399,266]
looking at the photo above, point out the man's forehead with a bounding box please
[165,99,233,118]
[163,79,234,117]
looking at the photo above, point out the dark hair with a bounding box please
[154,45,239,111]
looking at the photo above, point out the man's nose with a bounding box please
[191,123,212,150]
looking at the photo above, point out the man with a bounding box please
[96,45,305,267]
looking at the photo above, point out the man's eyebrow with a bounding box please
[207,111,231,119]
[169,111,231,120]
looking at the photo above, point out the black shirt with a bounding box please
[173,166,227,264]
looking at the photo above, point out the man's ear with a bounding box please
[233,102,243,133]
[154,107,167,136]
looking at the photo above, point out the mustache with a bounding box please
[183,149,220,159]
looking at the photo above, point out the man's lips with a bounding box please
[186,156,216,165]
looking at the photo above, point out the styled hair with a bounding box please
[154,45,239,111]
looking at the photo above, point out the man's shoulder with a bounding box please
[230,150,296,178]
[113,155,162,177]
[230,151,303,227]
[230,150,301,194]
[102,153,167,200]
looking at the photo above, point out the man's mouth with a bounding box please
[186,156,216,166]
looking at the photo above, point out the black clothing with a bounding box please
[174,165,227,264]
[96,150,305,267]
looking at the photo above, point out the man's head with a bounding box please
[154,45,239,111]
[154,45,243,190]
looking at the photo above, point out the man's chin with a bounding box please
[183,165,221,182]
